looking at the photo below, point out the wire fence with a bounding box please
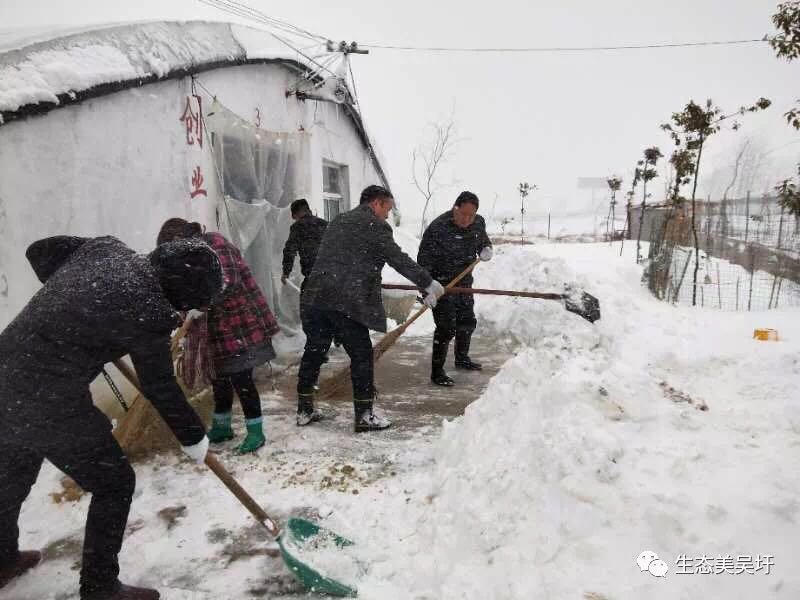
[637,194,800,310]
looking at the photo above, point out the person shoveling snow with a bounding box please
[418,191,494,387]
[0,236,221,600]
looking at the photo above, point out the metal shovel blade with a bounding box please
[563,290,601,323]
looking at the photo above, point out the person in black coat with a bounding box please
[281,199,339,370]
[297,185,444,431]
[418,191,493,386]
[281,198,328,290]
[0,235,221,600]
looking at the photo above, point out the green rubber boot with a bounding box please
[207,412,234,443]
[237,418,266,454]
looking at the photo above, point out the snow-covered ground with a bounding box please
[8,240,800,599]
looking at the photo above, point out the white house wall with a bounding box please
[0,61,383,330]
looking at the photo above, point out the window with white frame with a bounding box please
[323,162,349,221]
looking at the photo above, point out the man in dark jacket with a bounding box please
[418,191,493,386]
[281,198,327,290]
[297,185,444,431]
[0,235,220,600]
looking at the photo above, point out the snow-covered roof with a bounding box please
[0,20,393,192]
[0,20,319,118]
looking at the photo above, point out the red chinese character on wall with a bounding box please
[190,166,207,198]
[179,95,204,148]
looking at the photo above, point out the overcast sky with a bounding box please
[1,0,798,219]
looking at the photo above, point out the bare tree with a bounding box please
[661,97,771,305]
[636,146,663,264]
[716,139,752,235]
[412,111,458,237]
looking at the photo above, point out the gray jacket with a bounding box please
[302,203,433,332]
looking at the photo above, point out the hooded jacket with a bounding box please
[0,236,205,446]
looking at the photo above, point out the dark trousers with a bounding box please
[0,407,135,596]
[431,293,477,373]
[300,281,341,348]
[211,369,262,420]
[297,307,374,402]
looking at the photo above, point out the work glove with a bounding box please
[182,435,209,464]
[479,246,493,262]
[423,280,445,308]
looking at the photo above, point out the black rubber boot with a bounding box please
[431,370,455,386]
[296,392,322,426]
[431,335,450,376]
[354,401,391,432]
[454,329,481,370]
[82,581,160,600]
[454,357,482,371]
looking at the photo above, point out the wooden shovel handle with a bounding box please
[443,259,482,290]
[383,259,480,339]
[402,259,480,324]
[113,358,141,391]
[111,358,281,538]
[204,453,281,537]
[382,283,565,301]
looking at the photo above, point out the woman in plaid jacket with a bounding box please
[158,219,279,454]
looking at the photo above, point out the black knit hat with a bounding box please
[149,239,223,311]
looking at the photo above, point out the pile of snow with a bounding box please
[340,243,800,598]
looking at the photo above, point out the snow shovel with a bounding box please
[380,284,601,323]
[110,359,359,596]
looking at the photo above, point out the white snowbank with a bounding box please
[346,242,800,598]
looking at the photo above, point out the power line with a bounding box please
[361,38,768,53]
[200,0,328,42]
[198,0,338,78]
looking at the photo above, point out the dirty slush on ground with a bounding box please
[39,332,517,599]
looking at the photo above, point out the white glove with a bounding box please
[182,435,209,464]
[186,309,204,321]
[479,246,493,262]
[423,280,445,308]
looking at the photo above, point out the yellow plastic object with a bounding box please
[753,328,779,341]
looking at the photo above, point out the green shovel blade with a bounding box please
[278,517,358,597]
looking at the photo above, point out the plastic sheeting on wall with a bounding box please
[206,99,312,339]
[218,197,302,338]
[205,99,310,207]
